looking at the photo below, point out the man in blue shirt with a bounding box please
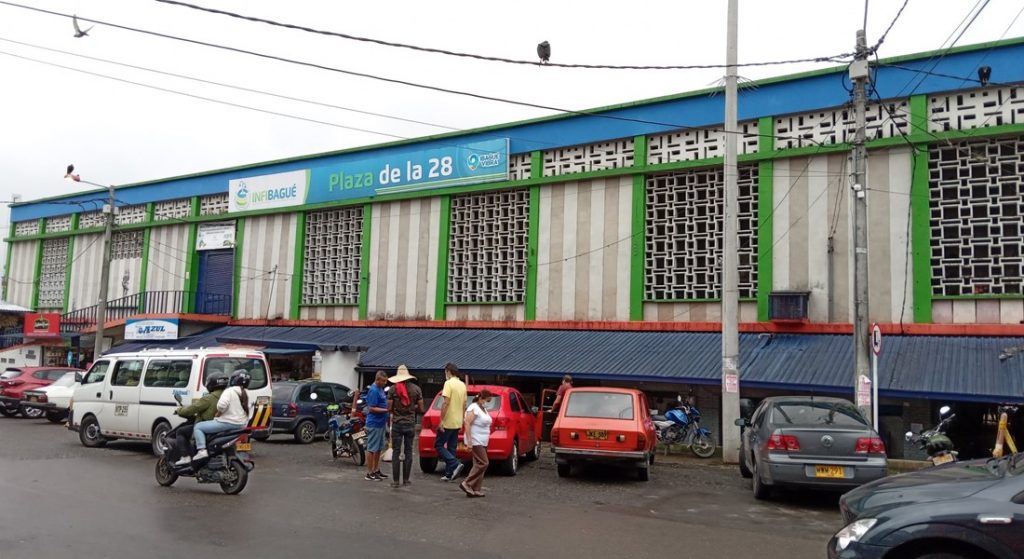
[364,370,389,481]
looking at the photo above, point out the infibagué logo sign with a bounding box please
[228,169,309,213]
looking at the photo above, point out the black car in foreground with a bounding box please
[829,453,1024,559]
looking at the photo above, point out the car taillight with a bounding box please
[492,416,509,431]
[551,429,560,446]
[287,402,297,417]
[855,437,886,455]
[637,433,647,451]
[767,434,801,452]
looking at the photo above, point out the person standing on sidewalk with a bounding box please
[364,371,389,481]
[460,389,493,498]
[436,362,467,482]
[387,365,424,488]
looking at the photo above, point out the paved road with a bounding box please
[0,419,841,559]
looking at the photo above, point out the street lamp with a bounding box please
[65,164,115,361]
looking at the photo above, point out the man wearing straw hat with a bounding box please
[387,365,424,488]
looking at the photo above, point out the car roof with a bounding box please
[11,366,81,372]
[465,384,515,394]
[101,348,266,359]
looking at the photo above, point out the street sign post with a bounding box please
[870,324,882,429]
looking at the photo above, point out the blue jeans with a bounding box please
[435,428,460,476]
[194,419,244,450]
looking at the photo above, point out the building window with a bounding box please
[111,231,143,260]
[929,137,1024,296]
[645,166,759,300]
[37,238,68,310]
[448,189,528,303]
[302,207,363,305]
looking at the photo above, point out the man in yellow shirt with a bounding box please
[436,362,467,481]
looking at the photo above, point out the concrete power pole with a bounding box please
[720,0,741,464]
[850,30,872,426]
[93,185,115,360]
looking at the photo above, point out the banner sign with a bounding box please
[24,313,60,337]
[227,138,509,213]
[196,222,236,251]
[125,318,179,341]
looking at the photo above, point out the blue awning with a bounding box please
[108,325,1024,403]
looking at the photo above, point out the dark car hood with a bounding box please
[842,459,1004,518]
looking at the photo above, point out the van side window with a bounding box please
[111,360,145,387]
[143,360,193,388]
[84,361,110,384]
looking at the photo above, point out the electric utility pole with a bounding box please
[721,0,741,464]
[93,184,115,360]
[850,30,873,427]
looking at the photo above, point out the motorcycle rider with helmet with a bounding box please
[189,370,252,463]
[172,373,228,465]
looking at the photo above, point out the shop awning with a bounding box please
[108,325,1024,403]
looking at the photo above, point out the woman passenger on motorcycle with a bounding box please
[172,373,228,466]
[191,370,251,461]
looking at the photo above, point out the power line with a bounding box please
[154,0,854,71]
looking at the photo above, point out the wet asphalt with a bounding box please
[0,418,841,559]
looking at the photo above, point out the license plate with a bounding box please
[28,396,37,402]
[353,431,366,440]
[236,441,252,452]
[933,453,954,465]
[586,430,608,440]
[257,396,270,405]
[815,465,845,478]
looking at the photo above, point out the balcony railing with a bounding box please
[61,290,232,333]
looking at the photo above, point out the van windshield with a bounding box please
[203,358,268,390]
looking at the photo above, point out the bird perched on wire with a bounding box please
[72,15,93,38]
[537,41,551,64]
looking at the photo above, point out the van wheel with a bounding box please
[294,420,316,444]
[46,411,68,423]
[556,463,571,478]
[79,415,107,448]
[501,441,519,476]
[151,421,172,457]
[420,457,438,473]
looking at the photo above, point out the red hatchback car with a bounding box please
[550,387,657,481]
[418,385,540,476]
[0,367,82,418]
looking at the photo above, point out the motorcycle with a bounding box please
[326,398,366,466]
[906,405,958,466]
[154,393,254,494]
[654,394,716,458]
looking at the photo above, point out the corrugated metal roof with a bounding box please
[0,300,32,313]
[109,326,1024,402]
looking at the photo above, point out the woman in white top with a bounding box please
[460,389,493,498]
[191,370,250,461]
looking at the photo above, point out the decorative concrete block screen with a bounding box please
[929,136,1024,296]
[645,166,758,300]
[647,122,759,165]
[14,221,39,237]
[78,211,105,229]
[45,215,72,233]
[448,189,529,303]
[37,237,69,309]
[929,86,1023,132]
[542,139,635,177]
[111,230,143,261]
[155,198,192,221]
[114,204,147,225]
[508,153,532,181]
[303,207,363,306]
[774,100,909,149]
[200,194,230,216]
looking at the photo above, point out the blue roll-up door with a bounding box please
[196,249,234,314]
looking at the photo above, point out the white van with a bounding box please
[69,348,273,455]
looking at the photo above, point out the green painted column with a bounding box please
[232,218,245,318]
[137,204,154,313]
[357,203,373,320]
[434,195,452,320]
[182,197,200,313]
[629,135,648,321]
[62,214,79,313]
[3,223,14,301]
[756,116,775,322]
[289,212,306,320]
[29,218,45,310]
[524,150,543,321]
[910,95,932,323]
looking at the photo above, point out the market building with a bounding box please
[5,38,1024,457]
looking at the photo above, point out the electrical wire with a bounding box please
[153,0,854,71]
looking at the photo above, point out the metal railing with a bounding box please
[61,290,231,332]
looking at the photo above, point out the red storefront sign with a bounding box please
[24,313,60,337]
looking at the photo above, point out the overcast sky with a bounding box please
[0,0,1021,231]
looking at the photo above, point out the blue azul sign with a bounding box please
[228,138,509,213]
[125,318,180,341]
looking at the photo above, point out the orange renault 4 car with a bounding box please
[550,387,657,481]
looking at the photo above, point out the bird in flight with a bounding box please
[72,15,93,38]
[537,41,550,64]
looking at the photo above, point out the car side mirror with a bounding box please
[530,406,539,415]
[74,373,83,383]
[734,418,750,427]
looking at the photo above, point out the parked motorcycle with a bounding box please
[654,394,716,458]
[154,393,254,494]
[905,405,958,466]
[326,398,366,466]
